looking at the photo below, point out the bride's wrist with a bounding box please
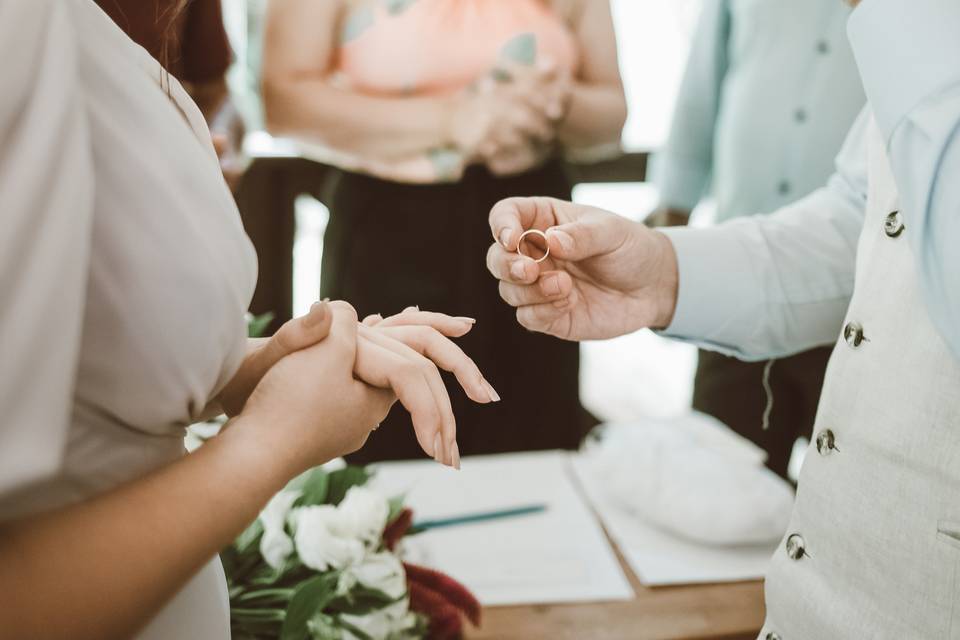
[219,413,310,484]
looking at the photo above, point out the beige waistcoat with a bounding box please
[760,119,960,638]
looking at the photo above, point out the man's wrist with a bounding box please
[651,230,679,329]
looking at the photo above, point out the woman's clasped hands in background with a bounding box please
[220,301,497,472]
[448,60,572,176]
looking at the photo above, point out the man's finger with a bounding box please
[516,301,570,335]
[498,271,572,307]
[486,242,541,284]
[545,211,628,262]
[488,196,562,251]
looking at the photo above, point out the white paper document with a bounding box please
[571,455,775,586]
[371,450,633,606]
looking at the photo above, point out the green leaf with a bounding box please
[234,587,296,606]
[337,617,375,640]
[386,495,406,525]
[247,312,275,338]
[293,468,331,507]
[235,518,265,555]
[231,607,287,621]
[279,573,341,640]
[325,467,372,506]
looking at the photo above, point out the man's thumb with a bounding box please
[545,216,620,262]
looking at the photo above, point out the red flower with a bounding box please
[405,562,482,640]
[383,508,414,551]
[382,508,482,638]
[408,580,465,640]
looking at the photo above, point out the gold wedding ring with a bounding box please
[517,229,550,263]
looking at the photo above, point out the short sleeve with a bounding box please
[0,1,94,505]
[179,0,233,84]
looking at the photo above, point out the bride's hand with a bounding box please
[238,303,497,470]
[356,307,500,467]
[237,302,394,472]
[217,302,334,417]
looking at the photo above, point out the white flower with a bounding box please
[258,490,301,570]
[341,598,415,640]
[336,486,389,547]
[347,552,408,600]
[294,505,365,571]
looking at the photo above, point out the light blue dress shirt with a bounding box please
[662,0,960,362]
[654,0,866,222]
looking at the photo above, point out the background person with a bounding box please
[261,0,627,463]
[646,0,865,480]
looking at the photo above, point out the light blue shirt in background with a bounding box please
[662,0,960,362]
[654,0,866,222]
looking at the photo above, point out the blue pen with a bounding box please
[410,504,548,533]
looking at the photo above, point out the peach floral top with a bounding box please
[299,0,579,183]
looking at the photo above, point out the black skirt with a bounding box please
[321,160,588,463]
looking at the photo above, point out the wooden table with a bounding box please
[467,531,765,640]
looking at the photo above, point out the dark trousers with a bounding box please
[321,161,589,463]
[693,347,833,480]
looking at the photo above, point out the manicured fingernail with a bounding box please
[304,301,328,327]
[547,229,574,253]
[454,317,477,324]
[542,275,562,297]
[483,378,501,403]
[510,260,526,280]
[499,228,513,249]
[450,442,461,470]
[433,433,443,460]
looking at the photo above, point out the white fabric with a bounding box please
[0,1,257,637]
[582,414,794,547]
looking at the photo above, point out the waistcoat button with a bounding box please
[766,633,782,640]
[786,533,806,560]
[815,429,836,455]
[843,322,865,348]
[884,211,905,238]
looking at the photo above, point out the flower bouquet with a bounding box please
[222,462,481,640]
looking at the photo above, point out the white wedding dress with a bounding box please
[0,1,258,637]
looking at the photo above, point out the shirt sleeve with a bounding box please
[651,0,730,213]
[847,0,960,359]
[179,0,233,84]
[659,108,871,361]
[0,1,94,503]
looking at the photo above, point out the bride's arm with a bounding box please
[1,302,495,639]
[0,307,389,640]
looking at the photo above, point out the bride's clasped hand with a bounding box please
[222,301,497,473]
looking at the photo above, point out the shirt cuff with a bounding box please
[847,0,960,142]
[651,152,711,212]
[658,225,758,356]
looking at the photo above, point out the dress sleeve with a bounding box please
[0,0,94,504]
